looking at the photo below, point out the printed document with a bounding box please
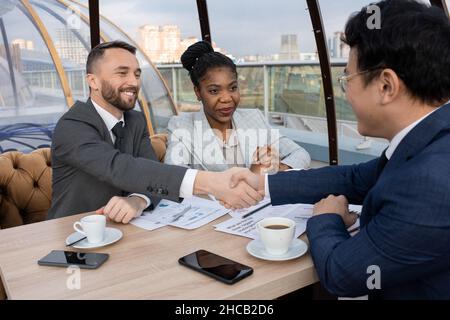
[131,197,230,230]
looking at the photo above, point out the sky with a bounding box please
[97,0,379,57]
[3,0,441,59]
[96,0,435,57]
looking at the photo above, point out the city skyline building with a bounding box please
[138,24,228,63]
[54,28,88,66]
[11,39,34,51]
[279,34,300,61]
[328,31,350,59]
[139,24,187,63]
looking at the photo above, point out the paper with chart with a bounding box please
[131,197,230,230]
[130,199,184,231]
[215,202,362,240]
[230,199,313,219]
[170,196,230,229]
[231,199,362,219]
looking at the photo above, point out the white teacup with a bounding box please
[257,217,295,255]
[73,215,106,244]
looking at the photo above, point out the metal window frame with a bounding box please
[306,0,338,165]
[81,0,449,162]
[196,0,212,44]
[430,0,449,17]
[88,0,100,48]
[191,0,449,166]
[0,17,19,107]
[62,0,157,135]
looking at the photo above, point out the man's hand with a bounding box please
[194,168,263,209]
[96,196,147,224]
[313,195,358,228]
[230,169,265,194]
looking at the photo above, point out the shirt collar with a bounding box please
[91,98,125,131]
[385,104,445,160]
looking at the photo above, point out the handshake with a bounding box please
[98,168,269,225]
[193,168,267,209]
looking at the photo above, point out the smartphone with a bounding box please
[38,250,109,269]
[178,249,253,285]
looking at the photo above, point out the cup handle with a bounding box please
[73,222,86,235]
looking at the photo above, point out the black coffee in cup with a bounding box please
[265,224,289,230]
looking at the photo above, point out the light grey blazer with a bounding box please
[164,108,310,171]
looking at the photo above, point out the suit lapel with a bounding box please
[78,99,114,146]
[362,104,449,227]
[384,103,450,173]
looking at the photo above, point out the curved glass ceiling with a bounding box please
[0,0,175,152]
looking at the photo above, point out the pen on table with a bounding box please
[66,236,87,247]
[171,205,192,223]
[242,202,271,219]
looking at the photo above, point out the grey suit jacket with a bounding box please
[164,108,311,171]
[48,99,188,219]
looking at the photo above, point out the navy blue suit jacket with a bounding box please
[269,102,450,299]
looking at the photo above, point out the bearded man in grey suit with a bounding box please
[48,41,262,223]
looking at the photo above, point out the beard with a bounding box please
[101,80,139,112]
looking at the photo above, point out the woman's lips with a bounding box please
[217,107,235,116]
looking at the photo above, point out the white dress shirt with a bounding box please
[91,99,197,205]
[215,128,245,168]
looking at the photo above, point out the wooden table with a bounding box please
[0,213,319,299]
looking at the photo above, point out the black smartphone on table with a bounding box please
[179,249,253,285]
[38,250,109,269]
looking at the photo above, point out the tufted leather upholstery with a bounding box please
[149,133,168,162]
[0,148,52,229]
[0,134,168,230]
[0,133,168,299]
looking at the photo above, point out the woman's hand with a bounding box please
[250,145,289,174]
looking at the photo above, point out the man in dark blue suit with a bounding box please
[231,0,450,299]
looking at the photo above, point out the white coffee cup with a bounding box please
[73,215,106,244]
[257,217,295,255]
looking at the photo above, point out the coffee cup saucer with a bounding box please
[65,227,123,249]
[246,238,308,261]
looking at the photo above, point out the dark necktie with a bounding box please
[111,121,126,152]
[111,121,127,197]
[376,149,389,179]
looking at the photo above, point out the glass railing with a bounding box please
[158,61,351,117]
[158,62,388,164]
[1,61,388,163]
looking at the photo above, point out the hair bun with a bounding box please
[181,41,214,71]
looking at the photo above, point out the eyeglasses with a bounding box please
[338,68,383,93]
